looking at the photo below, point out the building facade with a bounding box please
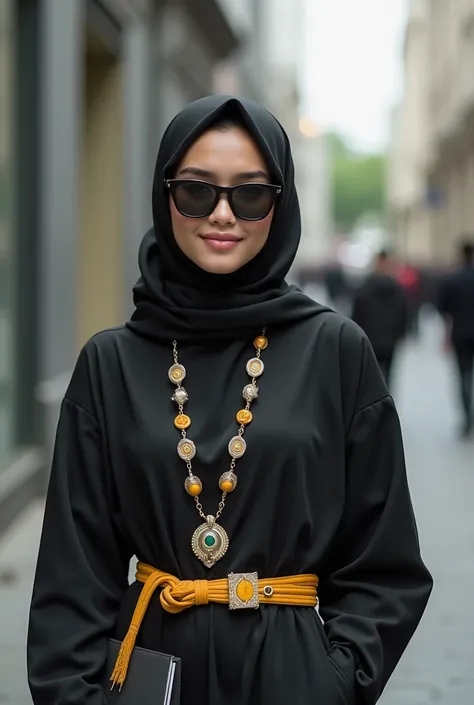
[212,0,267,101]
[387,0,431,264]
[258,0,333,277]
[295,128,333,268]
[425,0,474,264]
[389,0,474,266]
[0,0,245,532]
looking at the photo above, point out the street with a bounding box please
[0,309,473,705]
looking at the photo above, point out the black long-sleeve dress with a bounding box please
[27,311,432,705]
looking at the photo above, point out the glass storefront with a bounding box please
[0,0,15,470]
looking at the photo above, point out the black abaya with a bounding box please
[27,96,432,705]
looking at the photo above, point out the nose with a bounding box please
[209,194,236,225]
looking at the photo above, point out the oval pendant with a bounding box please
[177,438,196,460]
[228,435,246,459]
[191,515,229,568]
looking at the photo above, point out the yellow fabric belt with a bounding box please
[110,561,318,689]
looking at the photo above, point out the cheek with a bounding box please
[169,198,196,241]
[243,210,273,243]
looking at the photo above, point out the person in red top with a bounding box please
[396,260,421,338]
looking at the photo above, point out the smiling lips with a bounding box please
[200,233,243,251]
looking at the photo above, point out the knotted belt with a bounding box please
[110,561,319,689]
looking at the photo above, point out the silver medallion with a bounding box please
[171,387,188,405]
[228,435,247,459]
[242,383,259,402]
[246,357,264,378]
[177,438,196,460]
[168,364,186,385]
[191,515,229,568]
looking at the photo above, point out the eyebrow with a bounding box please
[178,166,270,180]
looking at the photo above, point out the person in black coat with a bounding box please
[352,249,409,388]
[437,240,474,438]
[27,99,431,705]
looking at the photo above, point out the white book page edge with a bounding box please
[164,661,176,705]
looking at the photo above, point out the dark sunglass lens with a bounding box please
[233,184,275,219]
[174,182,215,217]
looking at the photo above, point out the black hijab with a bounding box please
[127,95,328,342]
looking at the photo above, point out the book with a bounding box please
[103,638,181,705]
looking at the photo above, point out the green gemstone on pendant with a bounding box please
[204,534,216,548]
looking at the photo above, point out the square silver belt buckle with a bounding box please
[228,571,259,610]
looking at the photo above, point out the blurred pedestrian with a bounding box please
[27,96,431,705]
[437,240,474,438]
[324,260,351,315]
[351,249,409,388]
[396,258,422,338]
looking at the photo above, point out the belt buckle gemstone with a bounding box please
[228,571,259,610]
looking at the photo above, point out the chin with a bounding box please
[197,257,246,275]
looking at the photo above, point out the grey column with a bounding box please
[123,20,153,315]
[39,0,83,380]
[37,0,83,456]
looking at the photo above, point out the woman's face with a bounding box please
[169,125,276,275]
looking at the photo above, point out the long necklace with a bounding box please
[168,331,268,568]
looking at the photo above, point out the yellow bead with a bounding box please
[236,409,253,425]
[185,475,202,496]
[174,414,191,430]
[219,471,238,493]
[188,483,201,497]
[254,335,268,350]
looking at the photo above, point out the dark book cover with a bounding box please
[103,638,181,705]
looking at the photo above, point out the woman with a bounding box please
[27,95,432,705]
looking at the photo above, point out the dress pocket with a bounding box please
[312,612,356,705]
[313,609,332,653]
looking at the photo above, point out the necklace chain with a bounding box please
[171,330,266,523]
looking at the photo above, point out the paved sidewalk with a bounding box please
[380,312,474,705]
[0,500,43,705]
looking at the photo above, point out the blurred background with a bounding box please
[1,0,474,703]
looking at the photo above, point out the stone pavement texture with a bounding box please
[379,312,474,705]
[0,500,43,705]
[0,310,472,705]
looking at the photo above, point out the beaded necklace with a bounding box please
[169,331,268,567]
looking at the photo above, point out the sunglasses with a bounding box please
[165,179,282,221]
